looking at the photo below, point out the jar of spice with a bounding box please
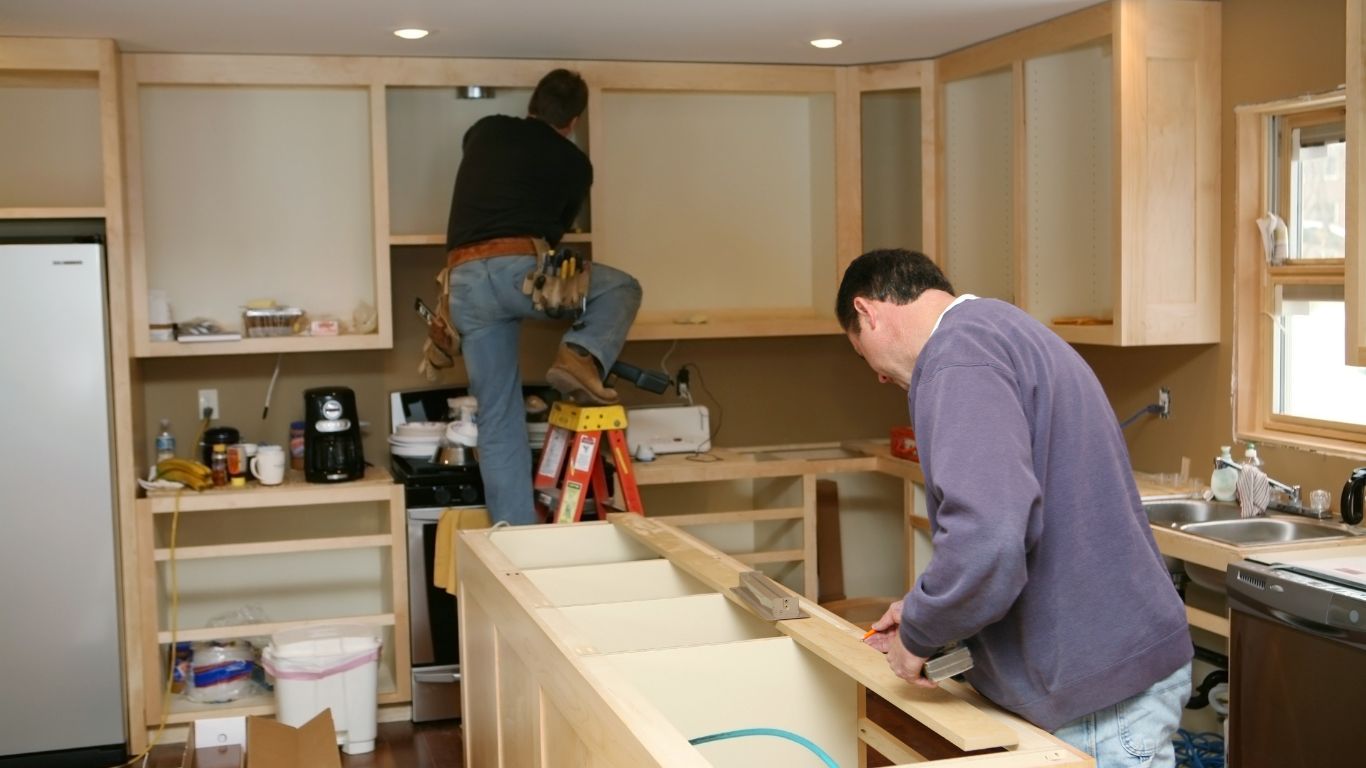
[289,421,306,471]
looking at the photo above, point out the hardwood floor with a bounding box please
[147,720,464,768]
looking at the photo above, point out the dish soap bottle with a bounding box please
[1243,443,1263,470]
[155,418,176,462]
[1211,446,1238,502]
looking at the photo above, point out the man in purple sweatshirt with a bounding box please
[837,249,1192,767]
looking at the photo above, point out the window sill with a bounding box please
[1236,427,1366,462]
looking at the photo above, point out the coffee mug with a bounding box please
[251,444,287,486]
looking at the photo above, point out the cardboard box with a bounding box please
[182,710,341,768]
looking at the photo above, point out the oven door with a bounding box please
[1227,565,1366,767]
[407,506,463,722]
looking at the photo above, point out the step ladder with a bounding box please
[533,402,644,523]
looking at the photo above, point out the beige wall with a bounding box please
[1090,0,1356,501]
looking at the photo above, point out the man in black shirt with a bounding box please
[445,69,642,525]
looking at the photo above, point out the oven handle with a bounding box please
[414,668,462,684]
[1266,607,1349,640]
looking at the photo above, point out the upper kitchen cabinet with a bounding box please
[585,64,842,340]
[852,60,937,268]
[935,0,1220,346]
[121,55,393,357]
[0,39,122,221]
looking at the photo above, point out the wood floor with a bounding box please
[146,720,464,768]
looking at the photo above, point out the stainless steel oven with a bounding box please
[1226,557,1366,766]
[406,503,470,722]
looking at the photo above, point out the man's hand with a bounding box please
[862,598,938,689]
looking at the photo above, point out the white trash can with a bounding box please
[262,624,382,755]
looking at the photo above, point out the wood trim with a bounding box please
[835,66,863,279]
[858,716,928,764]
[140,468,394,512]
[0,36,104,70]
[0,206,105,219]
[1185,605,1230,638]
[388,482,411,703]
[936,2,1112,83]
[1233,108,1267,442]
[732,548,805,566]
[921,60,939,256]
[1011,61,1027,310]
[853,59,930,92]
[138,333,394,357]
[369,82,394,350]
[626,311,841,340]
[802,474,819,600]
[1350,0,1366,363]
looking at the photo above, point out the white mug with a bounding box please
[251,444,287,486]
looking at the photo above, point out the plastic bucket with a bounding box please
[262,624,382,755]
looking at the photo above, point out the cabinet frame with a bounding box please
[933,0,1220,346]
[130,469,408,734]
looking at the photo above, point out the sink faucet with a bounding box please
[1212,455,1321,517]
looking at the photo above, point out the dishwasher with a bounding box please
[1225,555,1366,767]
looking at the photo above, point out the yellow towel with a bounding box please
[432,507,492,596]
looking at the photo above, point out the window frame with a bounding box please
[1234,91,1364,458]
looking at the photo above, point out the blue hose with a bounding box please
[1172,728,1224,768]
[688,727,840,767]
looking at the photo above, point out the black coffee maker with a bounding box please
[304,387,365,483]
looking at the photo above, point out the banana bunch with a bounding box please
[155,458,213,491]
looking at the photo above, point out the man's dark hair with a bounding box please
[836,249,955,333]
[529,69,588,130]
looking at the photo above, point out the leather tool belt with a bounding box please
[446,236,546,269]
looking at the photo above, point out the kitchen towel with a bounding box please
[432,507,492,596]
[1237,466,1271,518]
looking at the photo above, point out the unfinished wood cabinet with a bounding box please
[457,515,1089,767]
[120,55,394,357]
[936,0,1219,346]
[129,469,408,745]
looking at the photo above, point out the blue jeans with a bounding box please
[448,254,642,525]
[1052,662,1191,768]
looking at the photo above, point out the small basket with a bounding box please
[242,307,305,338]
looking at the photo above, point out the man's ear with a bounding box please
[852,296,877,332]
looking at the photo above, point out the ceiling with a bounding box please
[0,0,1102,66]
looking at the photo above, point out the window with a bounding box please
[1234,94,1364,453]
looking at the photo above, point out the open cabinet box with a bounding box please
[457,516,1092,767]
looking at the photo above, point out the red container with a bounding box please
[890,426,919,462]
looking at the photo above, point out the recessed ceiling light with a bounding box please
[810,38,843,49]
[394,28,430,40]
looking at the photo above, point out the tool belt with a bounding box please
[520,245,590,320]
[445,236,546,269]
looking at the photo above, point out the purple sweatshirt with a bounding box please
[902,298,1190,731]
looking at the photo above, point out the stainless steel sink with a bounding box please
[1144,499,1242,528]
[1143,498,1360,594]
[1180,518,1352,546]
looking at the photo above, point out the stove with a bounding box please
[391,454,484,509]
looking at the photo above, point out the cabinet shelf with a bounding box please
[157,613,395,645]
[627,309,840,341]
[154,534,392,562]
[141,467,396,514]
[137,333,391,358]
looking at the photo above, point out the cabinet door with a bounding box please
[942,69,1014,301]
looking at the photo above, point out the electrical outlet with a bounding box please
[1158,386,1171,420]
[198,389,219,420]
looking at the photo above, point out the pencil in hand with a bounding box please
[862,627,878,640]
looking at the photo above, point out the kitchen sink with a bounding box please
[1179,517,1354,546]
[1144,499,1242,528]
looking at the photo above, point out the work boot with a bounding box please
[546,344,619,405]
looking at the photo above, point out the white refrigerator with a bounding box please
[0,237,126,763]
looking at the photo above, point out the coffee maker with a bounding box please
[304,387,365,483]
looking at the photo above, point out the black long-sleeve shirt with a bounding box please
[445,115,592,251]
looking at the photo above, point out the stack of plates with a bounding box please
[389,421,446,458]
